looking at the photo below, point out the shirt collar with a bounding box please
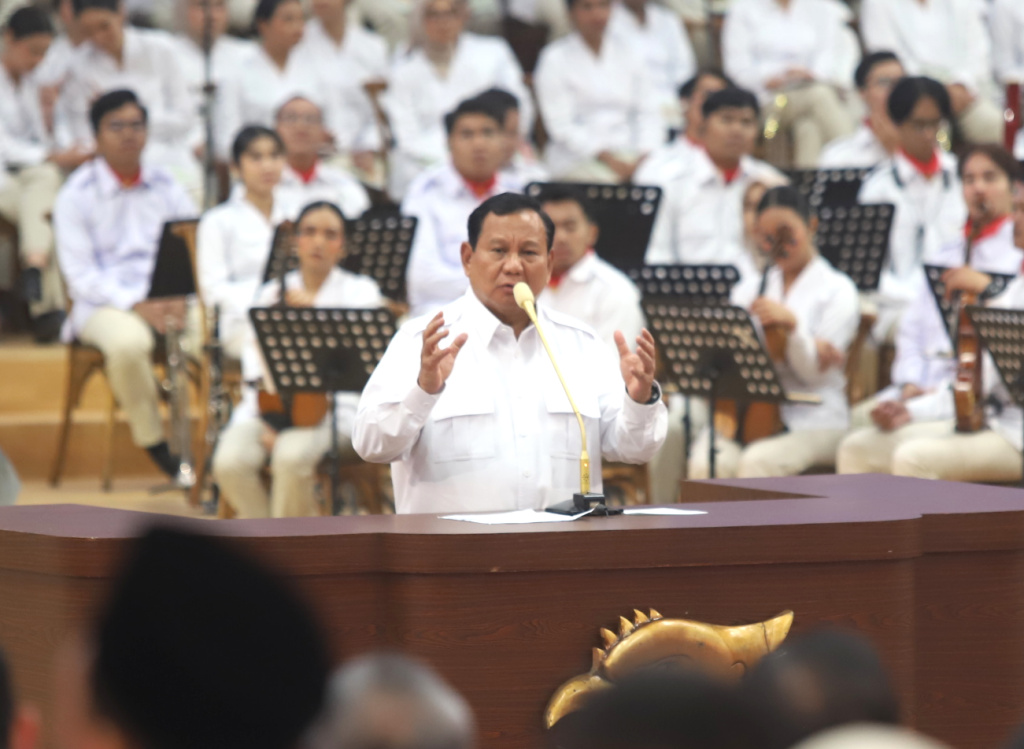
[692,147,751,187]
[459,286,547,348]
[93,156,154,198]
[894,148,951,184]
[964,214,1012,242]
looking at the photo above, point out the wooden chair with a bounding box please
[601,462,651,506]
[845,310,878,405]
[318,458,390,516]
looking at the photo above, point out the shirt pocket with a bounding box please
[545,383,602,459]
[429,392,498,463]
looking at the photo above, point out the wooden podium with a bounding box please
[2,475,1024,749]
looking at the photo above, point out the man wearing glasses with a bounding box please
[53,90,198,479]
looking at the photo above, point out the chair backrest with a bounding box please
[525,182,661,272]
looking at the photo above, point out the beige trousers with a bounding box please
[890,422,1022,482]
[768,83,855,169]
[688,427,847,479]
[0,162,65,315]
[212,415,355,518]
[836,418,948,474]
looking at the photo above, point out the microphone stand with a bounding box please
[201,0,217,210]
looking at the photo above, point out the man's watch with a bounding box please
[643,381,662,405]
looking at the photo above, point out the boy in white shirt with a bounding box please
[475,87,548,186]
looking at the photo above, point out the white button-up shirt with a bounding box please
[383,33,532,168]
[991,0,1024,84]
[353,288,668,515]
[607,2,696,114]
[860,0,995,94]
[57,27,198,163]
[234,266,384,431]
[293,17,388,84]
[818,123,890,169]
[35,35,77,87]
[722,0,852,100]
[645,147,786,284]
[539,252,645,346]
[400,161,524,317]
[0,64,51,169]
[889,218,1022,423]
[196,188,300,351]
[858,149,966,336]
[633,136,702,191]
[732,254,860,431]
[53,157,197,340]
[534,31,664,176]
[279,162,371,220]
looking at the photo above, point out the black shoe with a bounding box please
[31,310,65,344]
[20,267,42,302]
[145,441,181,479]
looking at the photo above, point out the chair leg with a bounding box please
[189,359,211,508]
[101,386,116,492]
[50,354,96,487]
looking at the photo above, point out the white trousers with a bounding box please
[893,422,1020,482]
[212,416,356,518]
[768,83,855,169]
[688,427,846,479]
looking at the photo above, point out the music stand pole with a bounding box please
[201,0,217,210]
[682,394,692,480]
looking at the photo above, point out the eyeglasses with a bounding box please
[868,76,900,90]
[906,118,944,133]
[278,113,322,126]
[104,120,147,134]
[424,8,459,20]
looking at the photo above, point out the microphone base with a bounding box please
[546,492,622,517]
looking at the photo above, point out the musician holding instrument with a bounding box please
[53,89,197,479]
[838,145,1023,475]
[353,193,667,515]
[197,126,298,359]
[871,181,1024,483]
[212,200,384,518]
[688,186,859,479]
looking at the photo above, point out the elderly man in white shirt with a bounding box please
[722,0,855,167]
[819,52,904,169]
[633,69,732,191]
[58,0,202,199]
[646,87,786,284]
[608,0,696,131]
[354,192,668,514]
[213,201,384,518]
[861,0,1002,146]
[274,95,371,220]
[402,96,523,318]
[383,0,531,200]
[838,146,1024,474]
[858,76,966,340]
[534,0,663,183]
[53,90,197,479]
[0,7,91,339]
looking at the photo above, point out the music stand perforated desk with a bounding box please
[789,167,872,209]
[924,266,1015,344]
[816,203,894,291]
[249,306,397,511]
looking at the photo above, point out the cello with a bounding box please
[952,204,988,433]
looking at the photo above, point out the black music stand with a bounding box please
[249,306,397,514]
[525,182,661,271]
[815,203,893,291]
[789,167,872,209]
[261,213,417,304]
[644,303,790,478]
[148,220,199,299]
[923,265,1015,344]
[965,305,1024,486]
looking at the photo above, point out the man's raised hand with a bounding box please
[417,312,468,395]
[616,328,657,404]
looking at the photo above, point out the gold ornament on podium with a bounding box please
[544,609,794,728]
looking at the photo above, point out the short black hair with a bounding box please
[467,193,555,251]
[678,68,734,100]
[444,96,504,136]
[854,51,900,89]
[535,184,599,225]
[475,88,520,124]
[253,0,298,27]
[90,89,147,134]
[959,143,1022,182]
[757,185,812,223]
[887,76,952,125]
[71,0,119,14]
[702,87,760,120]
[230,125,283,165]
[0,649,11,749]
[296,200,347,227]
[6,6,55,38]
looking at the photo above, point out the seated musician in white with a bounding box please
[353,192,668,515]
[864,184,1024,483]
[688,186,859,479]
[197,126,298,360]
[212,201,384,518]
[53,89,197,479]
[838,148,1024,475]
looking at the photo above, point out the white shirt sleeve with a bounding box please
[783,274,860,388]
[534,47,603,163]
[990,0,1024,82]
[196,209,262,322]
[721,3,766,92]
[890,277,938,388]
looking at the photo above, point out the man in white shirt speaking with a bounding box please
[353,193,668,515]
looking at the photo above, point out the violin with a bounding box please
[257,220,330,430]
[952,203,987,433]
[714,228,791,444]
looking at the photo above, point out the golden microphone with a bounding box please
[514,282,592,496]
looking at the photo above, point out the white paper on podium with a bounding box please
[440,509,594,525]
[622,508,707,516]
